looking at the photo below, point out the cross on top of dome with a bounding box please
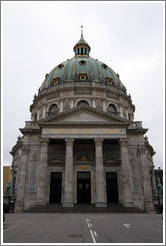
[80,24,84,37]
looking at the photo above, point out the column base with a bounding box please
[95,202,107,207]
[122,201,134,207]
[63,202,74,207]
[35,202,46,207]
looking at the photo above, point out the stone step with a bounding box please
[25,204,146,213]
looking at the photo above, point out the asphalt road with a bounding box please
[3,213,163,244]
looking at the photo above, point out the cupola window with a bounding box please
[49,104,59,115]
[57,64,64,69]
[78,74,87,81]
[106,77,113,85]
[52,77,60,86]
[77,100,89,107]
[101,63,108,69]
[108,104,117,115]
[79,60,86,65]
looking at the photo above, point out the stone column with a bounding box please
[94,139,107,207]
[14,146,29,212]
[119,139,133,207]
[43,105,46,118]
[63,139,74,207]
[119,107,123,118]
[92,99,96,108]
[139,147,154,212]
[71,98,74,108]
[60,99,63,112]
[36,138,49,206]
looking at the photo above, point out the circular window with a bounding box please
[106,78,113,85]
[79,74,87,80]
[53,78,59,85]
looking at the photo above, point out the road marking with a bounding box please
[86,218,90,222]
[156,223,162,227]
[90,229,96,243]
[90,224,93,227]
[94,231,97,237]
[3,226,16,232]
[87,222,90,228]
[123,224,131,228]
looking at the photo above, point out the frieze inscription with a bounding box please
[43,128,125,135]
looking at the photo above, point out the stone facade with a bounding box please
[10,33,156,213]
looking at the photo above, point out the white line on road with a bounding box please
[87,222,90,228]
[123,224,131,228]
[156,224,163,227]
[3,226,16,232]
[90,229,96,243]
[94,231,97,237]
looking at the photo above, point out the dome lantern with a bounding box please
[73,25,91,57]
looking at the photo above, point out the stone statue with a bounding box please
[157,182,163,197]
[4,181,10,196]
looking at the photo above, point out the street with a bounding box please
[3,213,163,244]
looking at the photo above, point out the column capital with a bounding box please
[65,138,74,147]
[40,138,50,147]
[119,138,128,147]
[94,138,103,147]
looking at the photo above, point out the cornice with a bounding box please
[127,128,148,135]
[10,142,23,155]
[39,122,128,127]
[145,142,155,156]
[19,128,41,135]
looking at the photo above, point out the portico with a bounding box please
[36,120,133,208]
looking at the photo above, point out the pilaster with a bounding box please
[139,146,154,212]
[119,139,133,207]
[36,138,49,206]
[63,139,74,207]
[14,146,29,212]
[94,138,107,207]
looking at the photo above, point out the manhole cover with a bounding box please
[69,234,82,238]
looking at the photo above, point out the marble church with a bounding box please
[10,30,156,212]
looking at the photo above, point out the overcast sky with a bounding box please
[2,1,164,169]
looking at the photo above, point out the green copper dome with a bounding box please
[39,34,126,92]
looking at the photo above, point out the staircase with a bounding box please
[25,203,146,213]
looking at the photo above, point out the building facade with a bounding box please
[10,32,156,212]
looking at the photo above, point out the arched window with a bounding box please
[49,104,59,115]
[77,100,89,107]
[108,104,117,114]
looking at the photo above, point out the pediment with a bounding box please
[39,106,129,126]
[57,112,111,124]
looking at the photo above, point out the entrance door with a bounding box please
[106,172,119,203]
[77,172,91,203]
[50,172,62,203]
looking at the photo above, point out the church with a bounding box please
[10,29,156,212]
